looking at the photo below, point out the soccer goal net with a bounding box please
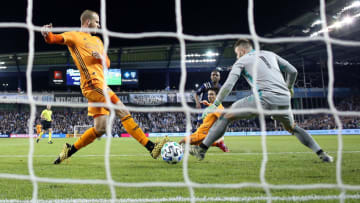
[0,0,360,202]
[73,125,93,138]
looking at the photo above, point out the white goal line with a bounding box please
[2,194,360,203]
[0,172,360,191]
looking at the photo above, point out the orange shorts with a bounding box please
[82,81,120,117]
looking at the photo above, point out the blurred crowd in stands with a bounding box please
[0,96,359,135]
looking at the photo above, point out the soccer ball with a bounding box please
[161,142,183,164]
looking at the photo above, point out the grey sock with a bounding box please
[293,126,321,153]
[203,116,230,147]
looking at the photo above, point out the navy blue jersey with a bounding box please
[196,81,222,108]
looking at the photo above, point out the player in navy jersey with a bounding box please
[194,70,222,127]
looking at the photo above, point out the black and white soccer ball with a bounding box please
[161,141,183,164]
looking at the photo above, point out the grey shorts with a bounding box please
[228,94,294,130]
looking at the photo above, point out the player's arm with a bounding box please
[276,55,298,96]
[202,64,242,118]
[41,23,65,44]
[40,111,45,120]
[194,85,204,108]
[214,62,242,106]
[200,100,210,106]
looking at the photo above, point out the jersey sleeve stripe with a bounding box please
[72,46,91,80]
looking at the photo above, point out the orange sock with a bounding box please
[211,142,217,146]
[121,114,149,146]
[74,127,99,150]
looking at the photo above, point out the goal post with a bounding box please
[73,125,93,138]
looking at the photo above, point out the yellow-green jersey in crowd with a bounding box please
[41,109,52,122]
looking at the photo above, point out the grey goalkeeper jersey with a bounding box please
[216,50,298,105]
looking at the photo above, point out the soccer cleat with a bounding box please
[36,139,40,143]
[53,143,71,164]
[319,152,334,163]
[151,136,170,159]
[189,145,206,161]
[48,140,53,144]
[180,143,185,153]
[216,140,230,152]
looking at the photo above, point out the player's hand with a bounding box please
[289,87,294,98]
[200,100,210,106]
[92,51,102,59]
[41,23,52,38]
[201,104,216,119]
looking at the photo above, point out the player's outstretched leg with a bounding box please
[189,116,231,160]
[53,143,72,164]
[53,127,100,164]
[37,131,44,143]
[48,130,53,144]
[151,136,170,158]
[120,114,169,159]
[215,140,230,152]
[292,126,333,162]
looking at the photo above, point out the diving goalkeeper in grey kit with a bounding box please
[190,39,333,163]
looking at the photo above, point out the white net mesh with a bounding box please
[0,0,360,202]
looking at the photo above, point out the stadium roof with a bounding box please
[0,0,359,73]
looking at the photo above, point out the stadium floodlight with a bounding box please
[311,14,358,37]
[0,62,5,65]
[205,50,213,57]
[343,16,354,24]
[204,50,219,57]
[0,66,7,69]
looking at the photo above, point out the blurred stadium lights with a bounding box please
[205,50,219,57]
[185,52,219,58]
[343,16,354,24]
[185,59,216,63]
[311,19,322,27]
[185,50,218,63]
[310,15,358,37]
[0,66,7,69]
[341,1,360,13]
[309,1,360,37]
[0,62,5,65]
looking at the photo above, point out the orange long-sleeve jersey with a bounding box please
[45,32,110,90]
[195,104,224,135]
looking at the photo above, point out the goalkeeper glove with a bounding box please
[201,100,221,119]
[289,87,294,98]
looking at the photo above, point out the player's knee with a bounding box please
[94,126,106,135]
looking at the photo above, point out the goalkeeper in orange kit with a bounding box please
[41,9,168,164]
[179,87,229,152]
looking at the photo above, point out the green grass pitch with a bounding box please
[0,135,359,202]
